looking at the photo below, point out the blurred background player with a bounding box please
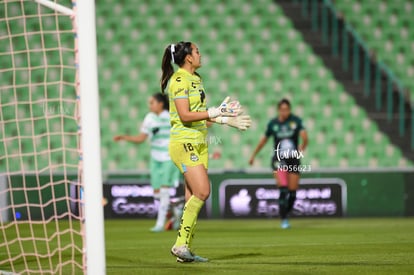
[249,98,308,229]
[113,93,181,232]
[161,41,251,262]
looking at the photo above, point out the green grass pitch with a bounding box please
[105,218,414,275]
[1,218,413,274]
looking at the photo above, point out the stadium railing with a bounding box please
[296,0,413,148]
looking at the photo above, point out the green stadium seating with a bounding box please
[0,0,412,172]
[334,0,414,96]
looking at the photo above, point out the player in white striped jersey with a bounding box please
[114,93,180,232]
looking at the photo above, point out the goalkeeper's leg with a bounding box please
[173,176,208,263]
[169,143,209,262]
[171,166,207,261]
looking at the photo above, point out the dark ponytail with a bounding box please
[161,46,174,92]
[152,92,169,110]
[160,41,193,92]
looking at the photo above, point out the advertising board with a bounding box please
[219,178,347,218]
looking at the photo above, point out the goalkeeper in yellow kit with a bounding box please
[161,41,251,263]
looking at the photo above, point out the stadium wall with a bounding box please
[3,169,413,221]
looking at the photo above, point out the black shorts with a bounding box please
[271,155,301,174]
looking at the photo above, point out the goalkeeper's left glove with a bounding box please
[208,96,242,118]
[215,115,252,131]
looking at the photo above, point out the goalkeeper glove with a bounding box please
[208,96,241,118]
[215,115,252,131]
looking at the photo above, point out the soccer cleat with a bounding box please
[192,254,209,262]
[150,226,164,232]
[281,219,291,229]
[176,251,209,263]
[171,245,194,262]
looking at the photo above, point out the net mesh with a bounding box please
[0,0,83,273]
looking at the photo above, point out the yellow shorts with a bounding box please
[169,142,208,173]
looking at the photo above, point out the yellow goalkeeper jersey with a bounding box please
[168,68,207,144]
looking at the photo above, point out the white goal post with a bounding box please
[37,0,107,273]
[0,0,106,273]
[74,0,106,273]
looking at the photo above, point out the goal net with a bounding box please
[0,0,88,273]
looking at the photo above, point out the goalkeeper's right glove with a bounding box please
[215,115,252,131]
[208,96,241,118]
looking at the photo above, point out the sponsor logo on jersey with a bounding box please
[190,153,199,162]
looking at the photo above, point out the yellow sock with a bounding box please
[188,220,197,248]
[175,195,204,247]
